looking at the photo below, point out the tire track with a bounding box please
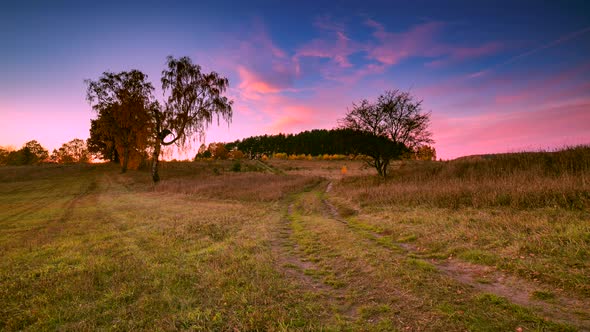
[323,181,590,330]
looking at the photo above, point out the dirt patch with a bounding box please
[437,259,590,330]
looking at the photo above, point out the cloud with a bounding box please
[366,20,445,65]
[433,99,590,159]
[237,66,282,97]
[365,19,503,67]
[313,14,347,33]
[295,31,358,68]
[195,17,588,161]
[266,105,315,133]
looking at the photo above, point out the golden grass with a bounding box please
[0,164,326,330]
[154,172,321,202]
[329,146,590,299]
[334,145,590,209]
[1,150,587,330]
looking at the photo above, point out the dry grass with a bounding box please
[335,145,590,210]
[0,163,326,330]
[154,172,321,202]
[267,158,374,180]
[329,146,590,299]
[1,151,588,330]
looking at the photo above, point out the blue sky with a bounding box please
[1,0,589,159]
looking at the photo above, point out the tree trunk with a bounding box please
[151,140,161,183]
[375,158,383,177]
[121,146,130,173]
[382,159,389,178]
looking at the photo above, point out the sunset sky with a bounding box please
[1,0,589,160]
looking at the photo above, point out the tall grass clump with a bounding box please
[335,145,590,209]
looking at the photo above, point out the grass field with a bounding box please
[1,150,589,331]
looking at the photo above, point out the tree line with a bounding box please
[0,139,90,166]
[216,89,435,177]
[222,128,435,161]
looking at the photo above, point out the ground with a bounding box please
[0,160,588,331]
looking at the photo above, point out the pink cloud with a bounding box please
[313,15,347,32]
[237,66,282,97]
[295,30,359,68]
[432,98,590,159]
[266,105,316,133]
[366,21,444,65]
[365,19,502,68]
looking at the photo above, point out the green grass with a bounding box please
[0,164,325,330]
[1,156,588,331]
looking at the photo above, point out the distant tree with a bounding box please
[6,148,34,165]
[50,148,73,164]
[24,140,49,162]
[0,147,11,165]
[2,141,48,165]
[413,145,437,161]
[206,143,228,160]
[151,56,233,182]
[197,143,208,156]
[51,139,90,163]
[228,149,245,160]
[86,70,154,172]
[339,90,433,177]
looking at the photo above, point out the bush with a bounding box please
[231,161,241,172]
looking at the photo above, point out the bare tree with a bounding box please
[151,56,233,182]
[340,89,433,177]
[341,90,433,149]
[378,90,433,150]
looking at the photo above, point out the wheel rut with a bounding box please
[322,181,590,330]
[271,184,363,324]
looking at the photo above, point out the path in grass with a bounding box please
[1,165,328,330]
[1,164,586,330]
[319,181,590,330]
[272,180,581,330]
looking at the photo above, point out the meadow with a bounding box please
[1,147,589,331]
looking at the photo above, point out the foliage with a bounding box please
[413,145,437,161]
[230,129,373,157]
[151,56,233,182]
[86,70,154,172]
[1,140,49,165]
[24,140,49,161]
[228,149,244,160]
[87,118,118,162]
[50,138,90,164]
[208,142,228,160]
[0,147,10,164]
[231,161,242,172]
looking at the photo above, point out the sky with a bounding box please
[1,0,589,160]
